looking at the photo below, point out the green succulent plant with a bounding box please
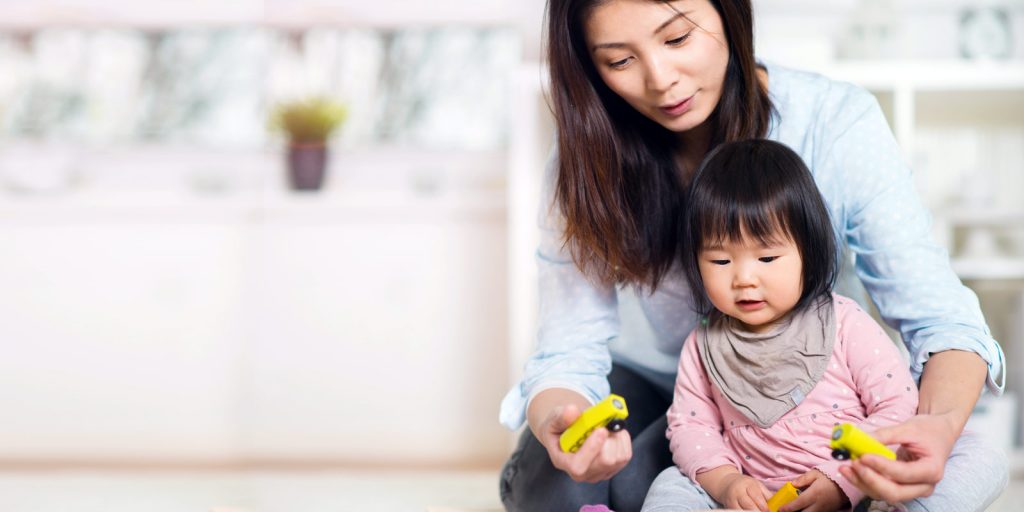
[270,97,348,145]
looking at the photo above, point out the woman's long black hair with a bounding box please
[680,139,839,315]
[545,0,773,290]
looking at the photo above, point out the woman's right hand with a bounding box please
[537,403,633,483]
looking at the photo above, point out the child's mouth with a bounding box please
[736,300,766,311]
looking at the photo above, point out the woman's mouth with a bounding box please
[660,95,694,116]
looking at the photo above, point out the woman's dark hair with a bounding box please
[680,139,838,315]
[546,0,773,290]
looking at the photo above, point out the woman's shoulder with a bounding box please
[765,62,878,126]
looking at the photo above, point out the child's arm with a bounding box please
[813,300,920,504]
[668,331,745,494]
[842,303,919,428]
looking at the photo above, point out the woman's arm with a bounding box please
[499,150,621,432]
[500,150,630,482]
[814,84,1004,500]
[917,350,987,430]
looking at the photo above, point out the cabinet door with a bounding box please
[0,222,246,459]
[241,214,508,465]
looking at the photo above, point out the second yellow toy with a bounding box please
[559,394,629,453]
[830,423,896,461]
[766,482,800,512]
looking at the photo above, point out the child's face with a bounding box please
[698,228,803,333]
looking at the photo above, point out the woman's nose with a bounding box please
[644,53,679,94]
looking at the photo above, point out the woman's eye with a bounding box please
[609,57,631,69]
[759,256,779,263]
[667,33,691,46]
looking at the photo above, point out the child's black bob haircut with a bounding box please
[680,139,839,316]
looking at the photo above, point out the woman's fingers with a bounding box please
[848,459,936,502]
[857,453,943,485]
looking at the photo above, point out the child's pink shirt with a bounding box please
[666,295,919,506]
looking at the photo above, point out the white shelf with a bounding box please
[944,208,1024,226]
[952,258,1024,281]
[0,189,507,224]
[822,60,1024,91]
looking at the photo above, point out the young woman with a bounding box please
[499,1,1007,511]
[645,139,919,512]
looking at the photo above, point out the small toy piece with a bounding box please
[830,423,896,461]
[559,394,629,453]
[766,482,800,512]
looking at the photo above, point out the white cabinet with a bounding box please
[0,192,510,465]
[241,202,509,464]
[0,221,247,459]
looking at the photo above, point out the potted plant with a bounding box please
[270,97,348,191]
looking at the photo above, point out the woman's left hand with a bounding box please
[837,413,959,502]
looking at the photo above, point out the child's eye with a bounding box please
[759,256,779,263]
[710,259,730,265]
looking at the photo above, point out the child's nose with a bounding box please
[733,266,758,287]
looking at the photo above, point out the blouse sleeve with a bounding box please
[816,85,1004,394]
[499,149,621,430]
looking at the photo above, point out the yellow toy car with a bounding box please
[830,423,896,461]
[559,394,629,453]
[766,482,800,512]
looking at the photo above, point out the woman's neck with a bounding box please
[676,66,770,177]
[675,122,712,178]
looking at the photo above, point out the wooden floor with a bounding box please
[0,467,1018,511]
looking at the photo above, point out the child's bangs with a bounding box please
[696,197,792,249]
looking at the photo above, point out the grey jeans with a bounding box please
[500,364,675,512]
[642,430,1008,511]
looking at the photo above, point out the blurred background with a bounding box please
[0,0,1021,510]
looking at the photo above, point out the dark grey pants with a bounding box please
[499,364,675,512]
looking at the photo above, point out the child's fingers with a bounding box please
[779,489,812,512]
[790,470,816,488]
[746,486,768,512]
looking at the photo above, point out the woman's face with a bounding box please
[584,0,730,134]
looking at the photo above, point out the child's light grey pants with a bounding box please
[642,430,1008,512]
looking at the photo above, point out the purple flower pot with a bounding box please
[287,144,328,191]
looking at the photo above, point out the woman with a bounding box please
[499,1,1008,511]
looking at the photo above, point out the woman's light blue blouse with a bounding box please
[499,63,1005,431]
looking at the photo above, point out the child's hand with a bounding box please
[779,469,848,512]
[719,473,772,512]
[539,404,632,483]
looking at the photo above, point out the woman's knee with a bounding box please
[906,431,1009,512]
[955,431,1009,494]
